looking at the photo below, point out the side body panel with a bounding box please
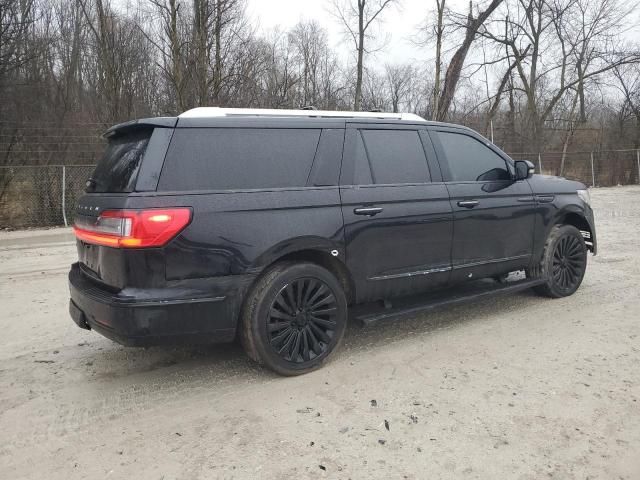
[146,188,345,280]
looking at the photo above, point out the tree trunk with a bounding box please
[436,0,503,121]
[432,0,444,120]
[213,0,223,104]
[168,0,186,111]
[192,0,208,106]
[559,90,580,176]
[354,0,365,111]
[577,63,586,123]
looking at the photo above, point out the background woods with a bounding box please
[1,0,640,226]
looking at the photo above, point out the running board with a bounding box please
[351,276,545,326]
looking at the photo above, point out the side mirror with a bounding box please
[514,160,535,180]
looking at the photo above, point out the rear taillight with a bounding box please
[73,208,191,248]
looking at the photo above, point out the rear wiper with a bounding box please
[85,178,98,192]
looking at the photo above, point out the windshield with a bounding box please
[86,129,152,193]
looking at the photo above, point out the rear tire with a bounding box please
[240,262,347,376]
[527,224,587,298]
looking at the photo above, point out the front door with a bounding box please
[429,128,536,283]
[340,125,453,302]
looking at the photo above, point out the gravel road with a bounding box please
[1,186,639,479]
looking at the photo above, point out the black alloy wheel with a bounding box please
[240,262,347,376]
[551,233,586,291]
[529,224,588,298]
[267,278,338,363]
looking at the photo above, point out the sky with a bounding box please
[245,0,640,70]
[245,0,468,66]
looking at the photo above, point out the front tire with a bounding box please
[528,224,588,298]
[240,262,348,376]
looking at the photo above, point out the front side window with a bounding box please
[158,128,321,190]
[353,129,430,185]
[436,131,511,182]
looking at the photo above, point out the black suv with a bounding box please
[69,108,597,375]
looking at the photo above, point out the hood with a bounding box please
[527,174,586,194]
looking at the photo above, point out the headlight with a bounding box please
[577,189,591,206]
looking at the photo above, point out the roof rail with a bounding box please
[178,107,425,122]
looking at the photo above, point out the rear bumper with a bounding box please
[68,262,255,346]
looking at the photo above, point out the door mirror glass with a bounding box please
[514,160,535,180]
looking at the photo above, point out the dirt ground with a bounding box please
[1,186,639,480]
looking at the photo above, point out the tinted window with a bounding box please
[87,129,151,193]
[308,129,343,186]
[360,130,430,184]
[436,132,511,182]
[159,128,321,190]
[352,131,373,185]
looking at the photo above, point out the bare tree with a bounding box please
[613,63,640,148]
[1,0,640,187]
[289,20,330,107]
[79,0,155,122]
[384,63,413,112]
[557,0,637,123]
[361,67,388,110]
[481,0,640,149]
[330,0,397,110]
[436,0,503,121]
[146,0,189,111]
[432,0,446,119]
[261,29,299,108]
[0,0,38,80]
[188,0,246,106]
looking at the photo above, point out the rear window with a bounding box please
[158,128,321,191]
[87,129,151,193]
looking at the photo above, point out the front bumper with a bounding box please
[68,262,254,346]
[585,205,597,255]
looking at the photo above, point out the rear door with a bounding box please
[428,127,535,283]
[340,124,453,303]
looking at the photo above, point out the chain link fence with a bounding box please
[509,149,640,186]
[0,165,94,228]
[1,149,640,229]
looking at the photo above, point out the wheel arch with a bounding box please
[250,242,355,305]
[272,249,356,305]
[554,208,595,253]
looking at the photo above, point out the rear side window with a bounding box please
[436,131,511,182]
[357,129,430,184]
[158,128,321,190]
[87,129,151,193]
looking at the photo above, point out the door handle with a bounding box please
[457,200,479,208]
[535,194,555,203]
[354,207,383,216]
